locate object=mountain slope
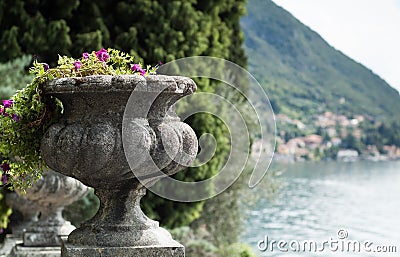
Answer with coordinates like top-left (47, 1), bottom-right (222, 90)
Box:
top-left (241, 0), bottom-right (400, 120)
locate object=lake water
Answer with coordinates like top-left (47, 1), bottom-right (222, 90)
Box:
top-left (242, 161), bottom-right (400, 256)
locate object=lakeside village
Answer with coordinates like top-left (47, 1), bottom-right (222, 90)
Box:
top-left (253, 111), bottom-right (400, 162)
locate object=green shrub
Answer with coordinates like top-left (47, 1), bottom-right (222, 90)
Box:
top-left (0, 55), bottom-right (33, 99)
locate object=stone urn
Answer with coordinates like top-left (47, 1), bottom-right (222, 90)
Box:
top-left (0, 193), bottom-right (38, 256)
top-left (7, 170), bottom-right (89, 257)
top-left (5, 192), bottom-right (39, 238)
top-left (18, 170), bottom-right (89, 247)
top-left (40, 75), bottom-right (198, 256)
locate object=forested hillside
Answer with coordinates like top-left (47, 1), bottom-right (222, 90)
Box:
top-left (241, 0), bottom-right (400, 121)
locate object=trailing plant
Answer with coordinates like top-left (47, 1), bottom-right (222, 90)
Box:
top-left (0, 48), bottom-right (156, 191)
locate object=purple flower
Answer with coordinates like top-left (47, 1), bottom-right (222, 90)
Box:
top-left (158, 61), bottom-right (163, 66)
top-left (131, 64), bottom-right (141, 72)
top-left (131, 64), bottom-right (146, 76)
top-left (2, 100), bottom-right (13, 108)
top-left (43, 63), bottom-right (50, 71)
top-left (2, 100), bottom-right (13, 116)
top-left (74, 61), bottom-right (82, 71)
top-left (12, 114), bottom-right (19, 122)
top-left (1, 162), bottom-right (10, 172)
top-left (1, 174), bottom-right (7, 184)
top-left (95, 48), bottom-right (110, 62)
top-left (82, 52), bottom-right (89, 60)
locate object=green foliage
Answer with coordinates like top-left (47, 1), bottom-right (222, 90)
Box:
top-left (191, 183), bottom-right (242, 247)
top-left (0, 55), bottom-right (32, 233)
top-left (0, 73), bottom-right (58, 190)
top-left (0, 48), bottom-right (154, 191)
top-left (170, 226), bottom-right (217, 257)
top-left (63, 189), bottom-right (100, 227)
top-left (0, 188), bottom-right (12, 231)
top-left (0, 0), bottom-right (246, 66)
top-left (170, 226), bottom-right (256, 257)
top-left (361, 120), bottom-right (400, 150)
top-left (324, 145), bottom-right (340, 160)
top-left (0, 55), bottom-right (33, 100)
top-left (241, 0), bottom-right (400, 121)
top-left (216, 243), bottom-right (256, 257)
top-left (342, 133), bottom-right (363, 153)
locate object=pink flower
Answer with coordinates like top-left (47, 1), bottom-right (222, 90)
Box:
top-left (74, 61), bottom-right (82, 71)
top-left (131, 64), bottom-right (141, 71)
top-left (82, 52), bottom-right (89, 60)
top-left (2, 100), bottom-right (13, 108)
top-left (95, 48), bottom-right (110, 62)
top-left (131, 63), bottom-right (146, 76)
top-left (2, 99), bottom-right (13, 116)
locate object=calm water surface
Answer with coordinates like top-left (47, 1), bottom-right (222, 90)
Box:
top-left (242, 161), bottom-right (400, 256)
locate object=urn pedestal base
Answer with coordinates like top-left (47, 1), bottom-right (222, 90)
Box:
top-left (0, 235), bottom-right (22, 256)
top-left (61, 242), bottom-right (184, 257)
top-left (23, 213), bottom-right (76, 247)
top-left (23, 228), bottom-right (69, 247)
top-left (61, 187), bottom-right (185, 256)
top-left (9, 244), bottom-right (61, 257)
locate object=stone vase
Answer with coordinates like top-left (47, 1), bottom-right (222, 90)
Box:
top-left (8, 170), bottom-right (89, 257)
top-left (19, 170), bottom-right (89, 247)
top-left (0, 193), bottom-right (38, 256)
top-left (40, 75), bottom-right (198, 257)
top-left (5, 192), bottom-right (39, 238)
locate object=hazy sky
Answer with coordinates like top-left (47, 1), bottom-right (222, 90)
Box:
top-left (272, 0), bottom-right (400, 93)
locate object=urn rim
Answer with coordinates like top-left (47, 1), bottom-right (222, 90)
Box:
top-left (43, 74), bottom-right (197, 95)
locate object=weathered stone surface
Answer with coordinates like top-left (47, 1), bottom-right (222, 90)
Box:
top-left (5, 193), bottom-right (39, 237)
top-left (9, 244), bottom-right (61, 257)
top-left (18, 170), bottom-right (89, 247)
top-left (0, 236), bottom-right (22, 257)
top-left (61, 244), bottom-right (184, 257)
top-left (41, 75), bottom-right (198, 256)
top-left (41, 75), bottom-right (197, 189)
